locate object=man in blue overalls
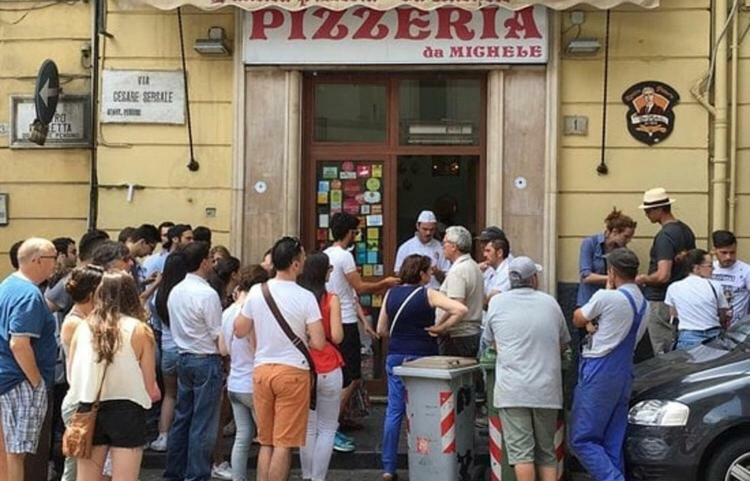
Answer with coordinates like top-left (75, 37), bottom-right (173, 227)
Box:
top-left (569, 247), bottom-right (649, 481)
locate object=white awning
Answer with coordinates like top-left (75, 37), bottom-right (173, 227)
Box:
top-left (118, 0), bottom-right (658, 12)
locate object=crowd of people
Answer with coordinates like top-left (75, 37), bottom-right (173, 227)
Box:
top-left (0, 185), bottom-right (748, 481)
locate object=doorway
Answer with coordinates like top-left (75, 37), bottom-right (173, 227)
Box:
top-left (302, 72), bottom-right (486, 393)
top-left (396, 155), bottom-right (479, 246)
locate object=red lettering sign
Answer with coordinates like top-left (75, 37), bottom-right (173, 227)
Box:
top-left (244, 6), bottom-right (548, 65)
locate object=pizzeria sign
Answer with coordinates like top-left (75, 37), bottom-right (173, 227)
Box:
top-left (243, 6), bottom-right (548, 64)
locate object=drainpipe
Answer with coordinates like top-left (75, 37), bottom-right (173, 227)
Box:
top-left (88, 0), bottom-right (101, 230)
top-left (729, 5), bottom-right (739, 232)
top-left (712, 0), bottom-right (729, 233)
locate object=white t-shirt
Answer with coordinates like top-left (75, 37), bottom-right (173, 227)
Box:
top-left (665, 274), bottom-right (729, 331)
top-left (579, 284), bottom-right (649, 358)
top-left (241, 279), bottom-right (322, 370)
top-left (483, 254), bottom-right (514, 296)
top-left (324, 245), bottom-right (358, 324)
top-left (713, 260), bottom-right (750, 325)
top-left (394, 235), bottom-right (451, 289)
top-left (222, 303), bottom-right (253, 394)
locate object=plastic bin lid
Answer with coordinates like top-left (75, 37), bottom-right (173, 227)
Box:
top-left (393, 356), bottom-right (480, 380)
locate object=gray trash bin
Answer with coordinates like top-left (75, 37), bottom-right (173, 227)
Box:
top-left (394, 356), bottom-right (480, 481)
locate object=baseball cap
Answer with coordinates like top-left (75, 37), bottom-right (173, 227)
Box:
top-left (508, 256), bottom-right (542, 280)
top-left (604, 247), bottom-right (640, 273)
top-left (417, 210), bottom-right (437, 224)
top-left (477, 226), bottom-right (507, 242)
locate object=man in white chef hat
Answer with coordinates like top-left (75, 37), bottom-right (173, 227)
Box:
top-left (394, 210), bottom-right (451, 289)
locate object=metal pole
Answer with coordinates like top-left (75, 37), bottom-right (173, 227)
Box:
top-left (88, 0), bottom-right (100, 230)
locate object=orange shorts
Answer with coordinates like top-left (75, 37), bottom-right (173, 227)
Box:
top-left (252, 364), bottom-right (311, 448)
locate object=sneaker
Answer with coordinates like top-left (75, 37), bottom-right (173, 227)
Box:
top-left (212, 461), bottom-right (232, 480)
top-left (333, 432), bottom-right (356, 453)
top-left (149, 433), bottom-right (168, 452)
top-left (337, 431), bottom-right (354, 443)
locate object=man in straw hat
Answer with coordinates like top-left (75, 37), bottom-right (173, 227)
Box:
top-left (635, 187), bottom-right (696, 354)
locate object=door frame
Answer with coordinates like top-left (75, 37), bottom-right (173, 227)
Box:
top-left (301, 71), bottom-right (488, 271)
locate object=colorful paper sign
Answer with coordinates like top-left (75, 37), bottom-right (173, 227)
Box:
top-left (322, 166), bottom-right (338, 179)
top-left (366, 178), bottom-right (381, 191)
top-left (357, 165), bottom-right (371, 177)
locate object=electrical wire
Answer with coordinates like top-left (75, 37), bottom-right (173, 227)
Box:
top-left (0, 1), bottom-right (77, 12)
top-left (177, 7), bottom-right (199, 172)
top-left (597, 10), bottom-right (611, 176)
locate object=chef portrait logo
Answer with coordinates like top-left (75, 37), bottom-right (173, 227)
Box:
top-left (622, 81), bottom-right (680, 146)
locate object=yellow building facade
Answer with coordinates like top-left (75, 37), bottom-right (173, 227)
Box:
top-left (0, 0), bottom-right (744, 300)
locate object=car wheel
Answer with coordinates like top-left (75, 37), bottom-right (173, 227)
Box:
top-left (706, 437), bottom-right (750, 481)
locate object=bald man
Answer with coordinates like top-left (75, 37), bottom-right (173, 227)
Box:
top-left (0, 238), bottom-right (57, 481)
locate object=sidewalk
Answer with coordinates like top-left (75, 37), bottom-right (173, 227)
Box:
top-left (142, 403), bottom-right (489, 472)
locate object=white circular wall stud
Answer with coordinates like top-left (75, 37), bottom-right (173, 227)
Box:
top-left (514, 176), bottom-right (528, 190)
top-left (254, 181), bottom-right (267, 194)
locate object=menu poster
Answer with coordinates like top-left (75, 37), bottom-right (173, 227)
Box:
top-left (316, 161), bottom-right (385, 292)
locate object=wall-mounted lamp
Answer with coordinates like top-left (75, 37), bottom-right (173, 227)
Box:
top-left (194, 27), bottom-right (231, 56)
top-left (566, 38), bottom-right (601, 55)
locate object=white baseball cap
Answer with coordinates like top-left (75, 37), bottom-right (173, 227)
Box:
top-left (417, 210), bottom-right (437, 224)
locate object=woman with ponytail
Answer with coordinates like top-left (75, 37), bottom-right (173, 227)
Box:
top-left (577, 208), bottom-right (637, 307)
top-left (65, 271), bottom-right (161, 481)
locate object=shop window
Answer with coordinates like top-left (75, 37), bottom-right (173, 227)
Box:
top-left (399, 79), bottom-right (482, 146)
top-left (315, 160), bottom-right (386, 308)
top-left (314, 84), bottom-right (387, 143)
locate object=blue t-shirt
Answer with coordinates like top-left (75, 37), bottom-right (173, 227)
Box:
top-left (0, 274), bottom-right (57, 395)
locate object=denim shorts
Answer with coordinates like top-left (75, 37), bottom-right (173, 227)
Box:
top-left (161, 348), bottom-right (179, 376)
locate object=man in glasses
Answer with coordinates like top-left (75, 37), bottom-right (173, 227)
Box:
top-left (0, 238), bottom-right (58, 481)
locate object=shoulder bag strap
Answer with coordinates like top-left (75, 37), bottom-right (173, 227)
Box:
top-left (706, 279), bottom-right (725, 327)
top-left (92, 361), bottom-right (110, 409)
top-left (260, 283), bottom-right (317, 410)
top-left (390, 286), bottom-right (424, 336)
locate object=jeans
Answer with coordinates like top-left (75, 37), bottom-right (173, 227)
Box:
top-left (300, 368), bottom-right (343, 481)
top-left (164, 354), bottom-right (223, 481)
top-left (675, 327), bottom-right (721, 351)
top-left (382, 354), bottom-right (421, 475)
top-left (228, 391), bottom-right (255, 481)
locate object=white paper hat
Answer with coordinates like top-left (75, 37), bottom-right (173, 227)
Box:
top-left (417, 210), bottom-right (437, 224)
